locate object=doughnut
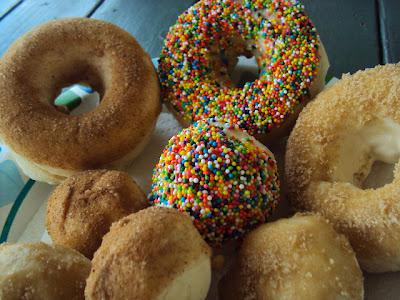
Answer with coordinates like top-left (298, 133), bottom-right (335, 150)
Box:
top-left (158, 0), bottom-right (329, 141)
top-left (85, 207), bottom-right (212, 300)
top-left (46, 170), bottom-right (148, 258)
top-left (219, 214), bottom-right (364, 300)
top-left (149, 121), bottom-right (280, 245)
top-left (0, 242), bottom-right (91, 300)
top-left (285, 64), bottom-right (400, 272)
top-left (0, 18), bottom-right (161, 184)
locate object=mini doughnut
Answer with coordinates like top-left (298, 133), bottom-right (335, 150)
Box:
top-left (85, 207), bottom-right (212, 300)
top-left (219, 214), bottom-right (364, 300)
top-left (0, 242), bottom-right (91, 300)
top-left (46, 170), bottom-right (148, 258)
top-left (149, 121), bottom-right (280, 245)
top-left (285, 64), bottom-right (400, 272)
top-left (159, 0), bottom-right (329, 140)
top-left (0, 18), bottom-right (161, 184)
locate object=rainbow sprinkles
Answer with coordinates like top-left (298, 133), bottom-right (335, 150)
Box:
top-left (159, 0), bottom-right (320, 135)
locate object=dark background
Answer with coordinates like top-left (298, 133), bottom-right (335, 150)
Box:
top-left (0, 0), bottom-right (398, 78)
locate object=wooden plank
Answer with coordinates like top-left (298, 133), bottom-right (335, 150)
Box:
top-left (0, 0), bottom-right (100, 56)
top-left (302, 0), bottom-right (381, 78)
top-left (378, 0), bottom-right (400, 63)
top-left (91, 0), bottom-right (196, 58)
top-left (0, 0), bottom-right (21, 19)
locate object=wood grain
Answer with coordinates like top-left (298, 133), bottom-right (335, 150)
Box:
top-left (91, 0), bottom-right (196, 58)
top-left (0, 0), bottom-right (100, 55)
top-left (0, 0), bottom-right (21, 20)
top-left (378, 0), bottom-right (400, 63)
top-left (303, 0), bottom-right (381, 77)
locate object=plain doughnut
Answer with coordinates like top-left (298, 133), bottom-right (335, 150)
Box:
top-left (0, 18), bottom-right (161, 184)
top-left (85, 207), bottom-right (212, 300)
top-left (219, 214), bottom-right (363, 300)
top-left (285, 64), bottom-right (400, 272)
top-left (0, 242), bottom-right (91, 300)
top-left (46, 170), bottom-right (148, 258)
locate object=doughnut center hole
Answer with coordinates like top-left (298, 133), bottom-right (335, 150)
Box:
top-left (229, 55), bottom-right (259, 88)
top-left (362, 161), bottom-right (395, 189)
top-left (334, 118), bottom-right (400, 189)
top-left (54, 84), bottom-right (100, 116)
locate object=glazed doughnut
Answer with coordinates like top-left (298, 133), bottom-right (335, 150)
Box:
top-left (219, 214), bottom-right (364, 300)
top-left (0, 242), bottom-right (91, 300)
top-left (285, 64), bottom-right (400, 272)
top-left (85, 207), bottom-right (212, 300)
top-left (0, 18), bottom-right (161, 184)
top-left (149, 121), bottom-right (280, 245)
top-left (46, 170), bottom-right (148, 258)
top-left (159, 0), bottom-right (329, 141)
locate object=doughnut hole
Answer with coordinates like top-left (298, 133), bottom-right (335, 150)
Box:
top-left (332, 118), bottom-right (400, 189)
top-left (25, 44), bottom-right (108, 114)
top-left (229, 55), bottom-right (259, 88)
top-left (54, 83), bottom-right (101, 116)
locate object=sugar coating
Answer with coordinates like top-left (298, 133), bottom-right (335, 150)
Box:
top-left (149, 121), bottom-right (280, 245)
top-left (159, 0), bottom-right (320, 135)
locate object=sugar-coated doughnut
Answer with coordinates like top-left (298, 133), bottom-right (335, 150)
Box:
top-left (0, 18), bottom-right (161, 184)
top-left (159, 0), bottom-right (329, 141)
top-left (220, 214), bottom-right (364, 300)
top-left (46, 170), bottom-right (148, 258)
top-left (0, 242), bottom-right (91, 300)
top-left (149, 121), bottom-right (279, 245)
top-left (285, 64), bottom-right (400, 272)
top-left (85, 207), bottom-right (212, 300)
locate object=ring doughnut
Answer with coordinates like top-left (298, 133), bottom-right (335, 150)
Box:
top-left (285, 64), bottom-right (400, 272)
top-left (0, 242), bottom-right (91, 300)
top-left (85, 207), bottom-right (212, 300)
top-left (149, 121), bottom-right (280, 245)
top-left (219, 214), bottom-right (363, 300)
top-left (0, 18), bottom-right (161, 184)
top-left (46, 170), bottom-right (148, 258)
top-left (159, 0), bottom-right (329, 141)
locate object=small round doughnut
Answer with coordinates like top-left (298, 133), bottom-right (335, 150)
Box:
top-left (149, 121), bottom-right (280, 245)
top-left (85, 207), bottom-right (212, 300)
top-left (219, 214), bottom-right (364, 300)
top-left (159, 0), bottom-right (329, 140)
top-left (46, 169), bottom-right (148, 258)
top-left (0, 18), bottom-right (161, 184)
top-left (285, 64), bottom-right (400, 272)
top-left (0, 242), bottom-right (91, 300)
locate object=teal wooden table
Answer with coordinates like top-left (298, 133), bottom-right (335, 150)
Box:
top-left (0, 0), bottom-right (398, 77)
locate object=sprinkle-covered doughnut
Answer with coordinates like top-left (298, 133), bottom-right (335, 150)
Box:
top-left (159, 0), bottom-right (328, 136)
top-left (149, 121), bottom-right (280, 245)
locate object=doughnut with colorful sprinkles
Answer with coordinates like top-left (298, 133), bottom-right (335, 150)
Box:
top-left (149, 121), bottom-right (280, 245)
top-left (159, 0), bottom-right (329, 139)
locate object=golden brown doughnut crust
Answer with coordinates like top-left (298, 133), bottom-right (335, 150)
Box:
top-left (0, 18), bottom-right (160, 170)
top-left (219, 214), bottom-right (363, 300)
top-left (46, 170), bottom-right (148, 258)
top-left (285, 64), bottom-right (400, 272)
top-left (85, 207), bottom-right (211, 299)
top-left (0, 242), bottom-right (91, 300)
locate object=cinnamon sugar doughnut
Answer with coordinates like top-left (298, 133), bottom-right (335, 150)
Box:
top-left (0, 242), bottom-right (91, 300)
top-left (46, 170), bottom-right (148, 258)
top-left (220, 214), bottom-right (363, 300)
top-left (85, 207), bottom-right (212, 300)
top-left (0, 18), bottom-right (161, 184)
top-left (286, 64), bottom-right (400, 272)
top-left (159, 0), bottom-right (329, 142)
